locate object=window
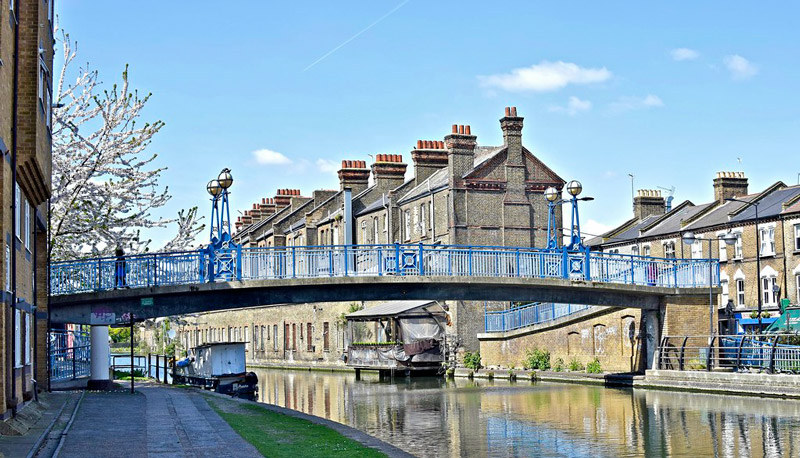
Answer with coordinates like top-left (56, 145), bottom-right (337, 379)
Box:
top-left (14, 309), bottom-right (21, 367)
top-left (796, 275), bottom-right (800, 303)
top-left (737, 279), bottom-right (745, 306)
top-left (361, 220), bottom-right (367, 243)
top-left (631, 245), bottom-right (639, 256)
top-left (383, 214), bottom-right (388, 233)
top-left (323, 322), bottom-right (330, 351)
top-left (762, 276), bottom-right (778, 305)
top-left (642, 245), bottom-right (650, 257)
top-left (759, 226), bottom-right (776, 256)
top-left (721, 280), bottom-right (729, 306)
top-left (292, 323), bottom-right (296, 350)
top-left (718, 239), bottom-right (727, 262)
top-left (5, 244), bottom-right (10, 292)
top-left (663, 242), bottom-right (675, 259)
top-left (403, 210), bottom-right (410, 241)
top-left (373, 217), bottom-right (379, 243)
top-left (794, 224), bottom-right (800, 251)
top-left (15, 182), bottom-right (21, 239)
top-left (24, 313), bottom-right (30, 365)
top-left (429, 201), bottom-right (434, 233)
top-left (25, 199), bottom-right (31, 251)
top-left (734, 233), bottom-right (743, 259)
top-left (420, 204), bottom-right (427, 237)
top-left (307, 323), bottom-right (313, 351)
top-left (273, 324), bottom-right (278, 351)
top-left (691, 239), bottom-right (703, 259)
top-left (47, 0), bottom-right (53, 24)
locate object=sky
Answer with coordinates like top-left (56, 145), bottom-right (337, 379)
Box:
top-left (56, 1), bottom-right (800, 247)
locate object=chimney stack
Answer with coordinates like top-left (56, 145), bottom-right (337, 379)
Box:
top-left (713, 171), bottom-right (748, 203)
top-left (371, 154), bottom-right (407, 192)
top-left (274, 188), bottom-right (301, 207)
top-left (633, 189), bottom-right (666, 220)
top-left (500, 106), bottom-right (524, 165)
top-left (411, 139), bottom-right (448, 186)
top-left (337, 160), bottom-right (370, 195)
top-left (445, 124), bottom-right (477, 187)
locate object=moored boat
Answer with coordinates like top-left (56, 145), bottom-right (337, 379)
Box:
top-left (172, 342), bottom-right (258, 399)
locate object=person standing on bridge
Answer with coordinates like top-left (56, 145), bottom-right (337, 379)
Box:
top-left (115, 247), bottom-right (128, 289)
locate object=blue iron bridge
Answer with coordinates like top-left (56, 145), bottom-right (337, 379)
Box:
top-left (48, 244), bottom-right (719, 325)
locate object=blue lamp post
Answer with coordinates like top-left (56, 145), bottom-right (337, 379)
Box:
top-left (544, 180), bottom-right (594, 251)
top-left (206, 168), bottom-right (238, 281)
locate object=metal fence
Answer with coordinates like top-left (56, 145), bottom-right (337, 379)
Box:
top-left (111, 353), bottom-right (172, 384)
top-left (49, 329), bottom-right (91, 382)
top-left (484, 302), bottom-right (593, 332)
top-left (50, 244), bottom-right (719, 296)
top-left (658, 335), bottom-right (800, 373)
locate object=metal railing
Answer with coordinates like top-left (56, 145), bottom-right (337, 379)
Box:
top-left (50, 244), bottom-right (719, 296)
top-left (658, 335), bottom-right (800, 373)
top-left (49, 329), bottom-right (91, 381)
top-left (485, 302), bottom-right (593, 332)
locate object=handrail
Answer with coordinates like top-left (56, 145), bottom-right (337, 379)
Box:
top-left (659, 334), bottom-right (800, 374)
top-left (50, 243), bottom-right (720, 296)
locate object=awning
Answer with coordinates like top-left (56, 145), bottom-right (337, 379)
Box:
top-left (765, 308), bottom-right (800, 333)
top-left (346, 300), bottom-right (445, 321)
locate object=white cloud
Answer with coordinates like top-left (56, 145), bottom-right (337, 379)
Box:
top-left (549, 96), bottom-right (592, 116)
top-left (724, 54), bottom-right (758, 80)
top-left (253, 148), bottom-right (291, 165)
top-left (478, 61), bottom-right (612, 92)
top-left (609, 94), bottom-right (664, 113)
top-left (315, 158), bottom-right (339, 173)
top-left (671, 48), bottom-right (699, 61)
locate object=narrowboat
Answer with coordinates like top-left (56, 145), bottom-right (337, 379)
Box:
top-left (173, 342), bottom-right (258, 399)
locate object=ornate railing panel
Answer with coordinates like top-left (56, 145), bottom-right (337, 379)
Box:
top-left (49, 329), bottom-right (90, 381)
top-left (50, 245), bottom-right (719, 296)
top-left (485, 302), bottom-right (593, 332)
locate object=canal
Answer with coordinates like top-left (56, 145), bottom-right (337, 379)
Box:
top-left (251, 368), bottom-right (800, 457)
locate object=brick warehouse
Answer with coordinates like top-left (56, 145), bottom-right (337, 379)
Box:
top-left (169, 107), bottom-right (567, 367)
top-left (0, 0), bottom-right (54, 421)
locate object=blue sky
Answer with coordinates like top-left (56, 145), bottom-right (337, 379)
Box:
top-left (57, 1), bottom-right (800, 246)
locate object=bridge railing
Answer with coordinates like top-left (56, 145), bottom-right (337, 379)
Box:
top-left (658, 334), bottom-right (800, 373)
top-left (485, 302), bottom-right (593, 332)
top-left (50, 244), bottom-right (719, 296)
top-left (49, 329), bottom-right (90, 381)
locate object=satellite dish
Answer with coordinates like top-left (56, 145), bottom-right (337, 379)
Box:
top-left (167, 329), bottom-right (176, 339)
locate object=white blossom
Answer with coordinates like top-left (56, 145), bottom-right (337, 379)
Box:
top-left (50, 29), bottom-right (203, 260)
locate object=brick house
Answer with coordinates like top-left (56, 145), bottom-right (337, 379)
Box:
top-left (0, 0), bottom-right (54, 420)
top-left (174, 107), bottom-right (565, 366)
top-left (588, 172), bottom-right (800, 333)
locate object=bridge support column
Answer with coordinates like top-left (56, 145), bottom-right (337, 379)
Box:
top-left (88, 325), bottom-right (112, 390)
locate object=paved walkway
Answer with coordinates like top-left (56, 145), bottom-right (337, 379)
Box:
top-left (58, 383), bottom-right (262, 458)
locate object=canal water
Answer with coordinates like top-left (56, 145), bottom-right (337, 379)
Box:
top-left (251, 368), bottom-right (800, 458)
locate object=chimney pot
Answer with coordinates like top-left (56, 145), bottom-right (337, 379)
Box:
top-left (511, 107), bottom-right (517, 116)
top-left (417, 140), bottom-right (423, 149)
top-left (459, 125), bottom-right (465, 134)
top-left (452, 124), bottom-right (458, 134)
top-left (505, 107), bottom-right (511, 116)
top-left (465, 125), bottom-right (471, 135)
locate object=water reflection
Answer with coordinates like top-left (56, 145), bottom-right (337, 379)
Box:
top-left (251, 368), bottom-right (800, 458)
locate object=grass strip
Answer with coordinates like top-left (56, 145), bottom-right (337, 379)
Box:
top-left (206, 396), bottom-right (387, 458)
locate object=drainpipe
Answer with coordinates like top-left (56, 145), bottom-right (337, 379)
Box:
top-left (428, 182), bottom-right (435, 241)
top-left (382, 193), bottom-right (392, 244)
top-left (46, 200), bottom-right (51, 392)
top-left (10, 0), bottom-right (21, 415)
top-left (32, 220), bottom-right (37, 401)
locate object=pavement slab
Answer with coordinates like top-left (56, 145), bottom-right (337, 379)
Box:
top-left (57, 383), bottom-right (262, 458)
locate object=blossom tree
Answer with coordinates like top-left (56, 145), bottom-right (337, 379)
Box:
top-left (50, 30), bottom-right (203, 261)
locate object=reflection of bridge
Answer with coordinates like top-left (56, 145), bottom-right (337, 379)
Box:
top-left (49, 244), bottom-right (719, 324)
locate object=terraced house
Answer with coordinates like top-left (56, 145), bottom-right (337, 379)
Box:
top-left (175, 107), bottom-right (565, 366)
top-left (588, 172), bottom-right (800, 334)
top-left (0, 0), bottom-right (54, 421)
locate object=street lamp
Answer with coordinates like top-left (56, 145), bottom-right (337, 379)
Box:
top-left (725, 197), bottom-right (763, 333)
top-left (544, 183), bottom-right (594, 250)
top-left (206, 179), bottom-right (222, 197)
top-left (682, 231), bottom-right (737, 336)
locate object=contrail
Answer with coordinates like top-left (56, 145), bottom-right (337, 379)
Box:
top-left (303, 0), bottom-right (411, 72)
